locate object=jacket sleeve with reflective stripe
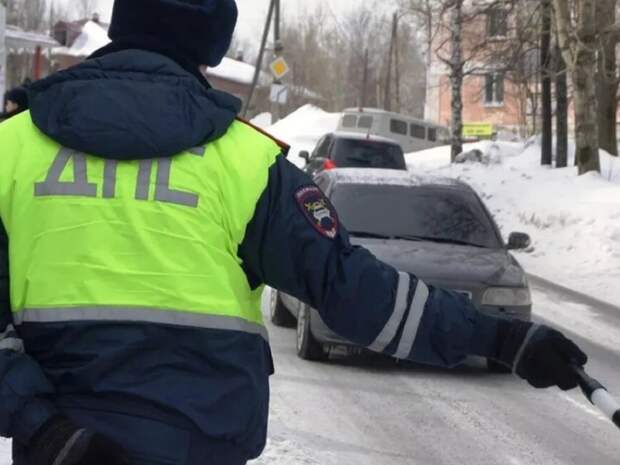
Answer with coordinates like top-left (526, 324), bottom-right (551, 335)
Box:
top-left (239, 155), bottom-right (501, 366)
top-left (0, 220), bottom-right (58, 442)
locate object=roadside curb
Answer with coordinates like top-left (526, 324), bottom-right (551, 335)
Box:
top-left (528, 273), bottom-right (620, 316)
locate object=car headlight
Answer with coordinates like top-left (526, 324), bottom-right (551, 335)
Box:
top-left (481, 287), bottom-right (532, 306)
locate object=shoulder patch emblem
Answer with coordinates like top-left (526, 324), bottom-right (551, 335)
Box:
top-left (295, 186), bottom-right (339, 239)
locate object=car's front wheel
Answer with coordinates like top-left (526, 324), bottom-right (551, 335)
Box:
top-left (269, 289), bottom-right (296, 328)
top-left (296, 305), bottom-right (327, 361)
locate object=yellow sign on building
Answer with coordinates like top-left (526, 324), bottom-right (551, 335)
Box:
top-left (270, 57), bottom-right (290, 80)
top-left (462, 123), bottom-right (494, 138)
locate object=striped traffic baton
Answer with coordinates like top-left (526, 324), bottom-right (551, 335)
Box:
top-left (573, 365), bottom-right (620, 430)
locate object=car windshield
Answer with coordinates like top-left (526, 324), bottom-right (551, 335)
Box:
top-left (332, 138), bottom-right (406, 170)
top-left (331, 184), bottom-right (502, 249)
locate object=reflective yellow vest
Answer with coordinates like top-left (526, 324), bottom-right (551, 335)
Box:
top-left (0, 112), bottom-right (281, 339)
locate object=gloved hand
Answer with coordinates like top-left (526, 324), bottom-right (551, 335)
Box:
top-left (27, 416), bottom-right (130, 465)
top-left (495, 320), bottom-right (587, 390)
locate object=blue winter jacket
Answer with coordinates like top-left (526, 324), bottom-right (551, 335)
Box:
top-left (0, 48), bottom-right (501, 461)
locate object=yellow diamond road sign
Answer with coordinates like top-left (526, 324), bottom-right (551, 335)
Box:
top-left (270, 57), bottom-right (290, 80)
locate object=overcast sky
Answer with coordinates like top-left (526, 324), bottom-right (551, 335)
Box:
top-left (85, 0), bottom-right (368, 48)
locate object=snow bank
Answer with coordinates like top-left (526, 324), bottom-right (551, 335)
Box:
top-left (207, 57), bottom-right (268, 86)
top-left (406, 141), bottom-right (620, 306)
top-left (268, 105), bottom-right (342, 167)
top-left (251, 112), bottom-right (273, 129)
top-left (54, 21), bottom-right (110, 57)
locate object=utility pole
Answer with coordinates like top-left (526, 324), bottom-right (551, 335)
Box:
top-left (243, 0), bottom-right (276, 117)
top-left (384, 12), bottom-right (398, 112)
top-left (273, 0), bottom-right (280, 48)
top-left (394, 16), bottom-right (401, 113)
top-left (540, 0), bottom-right (553, 166)
top-left (272, 0), bottom-right (284, 121)
top-left (360, 48), bottom-right (368, 108)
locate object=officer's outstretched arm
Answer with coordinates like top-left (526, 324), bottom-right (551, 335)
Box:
top-left (240, 156), bottom-right (587, 390)
top-left (0, 221), bottom-right (58, 442)
top-left (239, 156), bottom-right (503, 366)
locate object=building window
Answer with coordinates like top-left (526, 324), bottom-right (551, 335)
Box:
top-left (358, 116), bottom-right (374, 129)
top-left (341, 115), bottom-right (357, 128)
top-left (390, 119), bottom-right (407, 135)
top-left (487, 8), bottom-right (508, 38)
top-left (484, 73), bottom-right (504, 105)
top-left (428, 128), bottom-right (437, 142)
top-left (410, 124), bottom-right (426, 139)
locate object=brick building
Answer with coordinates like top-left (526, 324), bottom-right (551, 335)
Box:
top-left (426, 3), bottom-right (530, 137)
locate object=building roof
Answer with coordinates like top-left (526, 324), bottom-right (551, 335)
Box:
top-left (53, 20), bottom-right (110, 57)
top-left (207, 57), bottom-right (270, 86)
top-left (5, 25), bottom-right (59, 49)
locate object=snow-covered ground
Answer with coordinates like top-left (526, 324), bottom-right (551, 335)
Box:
top-left (260, 105), bottom-right (620, 308)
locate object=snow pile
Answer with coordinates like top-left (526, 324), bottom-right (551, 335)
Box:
top-left (268, 105), bottom-right (342, 167)
top-left (406, 141), bottom-right (620, 305)
top-left (54, 21), bottom-right (111, 57)
top-left (207, 57), bottom-right (267, 85)
top-left (251, 112), bottom-right (273, 129)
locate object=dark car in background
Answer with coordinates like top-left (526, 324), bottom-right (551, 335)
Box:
top-left (299, 132), bottom-right (407, 176)
top-left (270, 169), bottom-right (533, 371)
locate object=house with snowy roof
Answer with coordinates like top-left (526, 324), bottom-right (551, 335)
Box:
top-left (50, 15), bottom-right (265, 106)
top-left (51, 14), bottom-right (110, 70)
top-left (48, 16), bottom-right (322, 117)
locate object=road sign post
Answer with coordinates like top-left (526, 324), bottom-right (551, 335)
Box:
top-left (269, 57), bottom-right (290, 81)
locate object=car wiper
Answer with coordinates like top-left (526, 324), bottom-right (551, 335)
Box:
top-left (348, 231), bottom-right (393, 239)
top-left (393, 234), bottom-right (486, 248)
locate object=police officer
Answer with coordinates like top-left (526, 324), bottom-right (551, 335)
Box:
top-left (0, 1), bottom-right (587, 464)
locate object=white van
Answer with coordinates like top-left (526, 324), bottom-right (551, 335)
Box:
top-left (336, 108), bottom-right (449, 153)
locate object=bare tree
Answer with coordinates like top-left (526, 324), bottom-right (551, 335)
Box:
top-left (264, 2), bottom-right (425, 118)
top-left (5, 0), bottom-right (48, 88)
top-left (553, 0), bottom-right (601, 174)
top-left (555, 45), bottom-right (569, 168)
top-left (400, 0), bottom-right (441, 118)
top-left (447, 0), bottom-right (464, 160)
top-left (595, 0), bottom-right (618, 156)
top-left (540, 0), bottom-right (552, 165)
top-left (431, 1), bottom-right (522, 159)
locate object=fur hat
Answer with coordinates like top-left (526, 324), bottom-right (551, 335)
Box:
top-left (108, 0), bottom-right (238, 67)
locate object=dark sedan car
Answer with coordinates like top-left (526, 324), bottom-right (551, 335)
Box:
top-left (299, 132), bottom-right (407, 177)
top-left (270, 168), bottom-right (533, 371)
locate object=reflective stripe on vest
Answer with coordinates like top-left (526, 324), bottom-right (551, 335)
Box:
top-left (13, 307), bottom-right (269, 341)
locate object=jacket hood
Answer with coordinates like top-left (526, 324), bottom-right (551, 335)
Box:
top-left (28, 49), bottom-right (242, 160)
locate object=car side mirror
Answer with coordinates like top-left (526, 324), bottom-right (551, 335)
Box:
top-left (507, 232), bottom-right (531, 250)
top-left (299, 151), bottom-right (310, 164)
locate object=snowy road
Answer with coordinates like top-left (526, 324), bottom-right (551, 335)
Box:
top-left (0, 281), bottom-right (617, 464)
top-left (258, 281), bottom-right (620, 465)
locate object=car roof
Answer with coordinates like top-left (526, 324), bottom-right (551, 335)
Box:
top-left (341, 109), bottom-right (449, 129)
top-left (329, 131), bottom-right (400, 145)
top-left (319, 168), bottom-right (471, 191)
